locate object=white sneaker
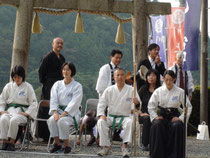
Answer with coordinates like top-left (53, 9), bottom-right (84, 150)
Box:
top-left (97, 147), bottom-right (111, 156)
top-left (121, 147), bottom-right (130, 158)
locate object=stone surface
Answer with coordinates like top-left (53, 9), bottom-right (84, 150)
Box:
top-left (0, 137), bottom-right (209, 158)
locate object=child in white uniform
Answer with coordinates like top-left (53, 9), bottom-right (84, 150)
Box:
top-left (0, 65), bottom-right (38, 151)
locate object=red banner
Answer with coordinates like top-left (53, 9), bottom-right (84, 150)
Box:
top-left (167, 7), bottom-right (185, 68)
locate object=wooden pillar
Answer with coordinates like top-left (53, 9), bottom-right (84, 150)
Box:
top-left (200, 0), bottom-right (208, 124)
top-left (132, 0), bottom-right (148, 67)
top-left (11, 0), bottom-right (33, 75)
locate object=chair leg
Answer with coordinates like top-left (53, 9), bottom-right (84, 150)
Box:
top-left (19, 122), bottom-right (29, 151)
top-left (47, 137), bottom-right (54, 152)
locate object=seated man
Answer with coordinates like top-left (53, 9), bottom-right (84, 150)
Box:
top-left (97, 68), bottom-right (139, 158)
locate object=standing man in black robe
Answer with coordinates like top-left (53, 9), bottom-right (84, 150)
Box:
top-left (37, 37), bottom-right (65, 142)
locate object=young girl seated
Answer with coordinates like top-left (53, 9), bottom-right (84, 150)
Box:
top-left (0, 65), bottom-right (38, 151)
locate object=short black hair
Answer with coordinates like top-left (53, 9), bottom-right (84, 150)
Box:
top-left (62, 62), bottom-right (76, 77)
top-left (145, 69), bottom-right (161, 89)
top-left (86, 117), bottom-right (97, 132)
top-left (163, 70), bottom-right (176, 79)
top-left (11, 65), bottom-right (25, 82)
top-left (110, 49), bottom-right (123, 58)
top-left (148, 43), bottom-right (160, 52)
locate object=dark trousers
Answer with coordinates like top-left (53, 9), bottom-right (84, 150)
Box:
top-left (37, 107), bottom-right (50, 141)
top-left (138, 115), bottom-right (151, 146)
top-left (150, 119), bottom-right (184, 158)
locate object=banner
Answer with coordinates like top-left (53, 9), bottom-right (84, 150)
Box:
top-left (150, 16), bottom-right (167, 64)
top-left (167, 7), bottom-right (185, 68)
top-left (182, 0), bottom-right (201, 71)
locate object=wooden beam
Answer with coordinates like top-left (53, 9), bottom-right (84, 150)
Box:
top-left (147, 2), bottom-right (171, 15)
top-left (0, 0), bottom-right (171, 15)
top-left (33, 0), bottom-right (134, 13)
top-left (0, 0), bottom-right (19, 6)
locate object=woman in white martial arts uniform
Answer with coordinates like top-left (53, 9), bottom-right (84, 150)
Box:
top-left (0, 65), bottom-right (38, 151)
top-left (148, 70), bottom-right (192, 158)
top-left (47, 62), bottom-right (83, 154)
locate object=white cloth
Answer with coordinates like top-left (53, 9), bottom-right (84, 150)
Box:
top-left (148, 84), bottom-right (192, 122)
top-left (0, 114), bottom-right (27, 139)
top-left (148, 56), bottom-right (156, 69)
top-left (48, 79), bottom-right (83, 139)
top-left (97, 117), bottom-right (133, 146)
top-left (97, 84), bottom-right (140, 146)
top-left (97, 84), bottom-right (140, 117)
top-left (49, 79), bottom-right (83, 117)
top-left (0, 82), bottom-right (38, 118)
top-left (95, 61), bottom-right (117, 96)
top-left (0, 81), bottom-right (38, 139)
top-left (47, 114), bottom-right (80, 139)
top-left (169, 64), bottom-right (194, 98)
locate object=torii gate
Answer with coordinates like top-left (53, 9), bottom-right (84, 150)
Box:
top-left (0, 0), bottom-right (170, 154)
top-left (0, 0), bottom-right (171, 73)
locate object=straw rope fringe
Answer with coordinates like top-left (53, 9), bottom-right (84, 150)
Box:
top-left (33, 8), bottom-right (131, 24)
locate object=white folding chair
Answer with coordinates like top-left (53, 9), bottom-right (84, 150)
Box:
top-left (32, 100), bottom-right (50, 142)
top-left (84, 98), bottom-right (99, 115)
top-left (83, 98), bottom-right (99, 141)
top-left (18, 118), bottom-right (32, 151)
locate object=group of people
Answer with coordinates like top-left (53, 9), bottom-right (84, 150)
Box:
top-left (0, 37), bottom-right (194, 158)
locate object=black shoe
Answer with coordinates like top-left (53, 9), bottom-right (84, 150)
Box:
top-left (87, 137), bottom-right (96, 146)
top-left (50, 144), bottom-right (62, 153)
top-left (1, 142), bottom-right (9, 150)
top-left (64, 146), bottom-right (71, 154)
top-left (6, 143), bottom-right (15, 151)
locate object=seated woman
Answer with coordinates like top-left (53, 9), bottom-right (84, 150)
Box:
top-left (76, 109), bottom-right (98, 146)
top-left (137, 69), bottom-right (161, 151)
top-left (148, 70), bottom-right (192, 158)
top-left (47, 62), bottom-right (83, 154)
top-left (0, 65), bottom-right (38, 151)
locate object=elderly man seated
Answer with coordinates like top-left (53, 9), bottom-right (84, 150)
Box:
top-left (97, 68), bottom-right (140, 158)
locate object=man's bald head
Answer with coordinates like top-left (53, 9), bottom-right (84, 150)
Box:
top-left (52, 37), bottom-right (64, 53)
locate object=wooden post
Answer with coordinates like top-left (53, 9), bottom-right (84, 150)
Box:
top-left (10, 0), bottom-right (33, 76)
top-left (132, 0), bottom-right (148, 67)
top-left (200, 0), bottom-right (208, 124)
top-left (131, 0), bottom-right (148, 156)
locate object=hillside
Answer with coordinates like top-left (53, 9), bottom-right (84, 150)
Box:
top-left (0, 5), bottom-right (209, 105)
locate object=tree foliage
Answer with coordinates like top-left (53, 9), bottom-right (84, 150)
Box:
top-left (0, 5), bottom-right (209, 107)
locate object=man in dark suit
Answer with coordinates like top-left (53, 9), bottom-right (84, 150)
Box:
top-left (136, 43), bottom-right (166, 91)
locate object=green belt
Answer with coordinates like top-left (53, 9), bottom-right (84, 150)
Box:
top-left (109, 114), bottom-right (124, 132)
top-left (5, 103), bottom-right (28, 112)
top-left (59, 105), bottom-right (78, 130)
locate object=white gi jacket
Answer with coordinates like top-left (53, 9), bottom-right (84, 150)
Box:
top-left (0, 82), bottom-right (38, 119)
top-left (95, 62), bottom-right (117, 96)
top-left (169, 64), bottom-right (194, 97)
top-left (97, 84), bottom-right (140, 117)
top-left (148, 84), bottom-right (192, 122)
top-left (49, 79), bottom-right (83, 117)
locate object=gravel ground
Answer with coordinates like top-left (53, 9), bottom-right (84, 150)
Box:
top-left (0, 136), bottom-right (208, 158)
